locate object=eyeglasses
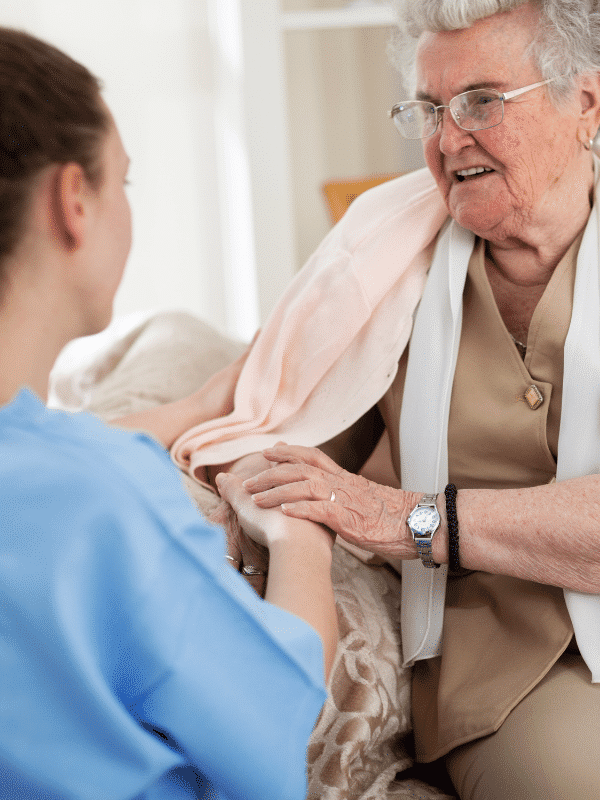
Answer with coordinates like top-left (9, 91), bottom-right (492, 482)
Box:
top-left (390, 77), bottom-right (561, 139)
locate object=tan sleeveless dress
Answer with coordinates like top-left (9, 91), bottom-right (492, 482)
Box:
top-left (378, 235), bottom-right (581, 761)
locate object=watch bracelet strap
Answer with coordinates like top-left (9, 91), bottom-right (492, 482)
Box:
top-left (415, 540), bottom-right (439, 567)
top-left (413, 492), bottom-right (440, 569)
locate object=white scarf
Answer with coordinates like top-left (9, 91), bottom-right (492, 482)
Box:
top-left (400, 162), bottom-right (600, 683)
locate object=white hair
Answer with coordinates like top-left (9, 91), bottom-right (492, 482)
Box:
top-left (389, 0), bottom-right (600, 106)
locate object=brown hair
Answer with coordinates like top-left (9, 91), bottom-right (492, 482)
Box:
top-left (0, 27), bottom-right (109, 280)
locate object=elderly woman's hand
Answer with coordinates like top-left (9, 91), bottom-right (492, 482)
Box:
top-left (207, 492), bottom-right (269, 596)
top-left (243, 443), bottom-right (422, 560)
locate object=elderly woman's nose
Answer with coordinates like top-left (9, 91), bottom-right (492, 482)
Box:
top-left (437, 109), bottom-right (475, 155)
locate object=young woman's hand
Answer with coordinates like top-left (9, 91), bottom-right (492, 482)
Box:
top-left (215, 471), bottom-right (294, 549)
top-left (113, 331), bottom-right (260, 450)
top-left (217, 469), bottom-right (335, 561)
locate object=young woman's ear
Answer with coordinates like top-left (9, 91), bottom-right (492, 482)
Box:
top-left (53, 162), bottom-right (90, 251)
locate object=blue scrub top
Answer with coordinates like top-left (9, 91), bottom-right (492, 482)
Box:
top-left (0, 390), bottom-right (326, 800)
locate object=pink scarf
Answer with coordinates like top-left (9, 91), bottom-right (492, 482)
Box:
top-left (170, 167), bottom-right (447, 480)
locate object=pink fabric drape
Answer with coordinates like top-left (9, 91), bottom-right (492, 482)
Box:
top-left (170, 167), bottom-right (447, 481)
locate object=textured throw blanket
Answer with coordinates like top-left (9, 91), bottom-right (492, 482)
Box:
top-left (50, 310), bottom-right (456, 800)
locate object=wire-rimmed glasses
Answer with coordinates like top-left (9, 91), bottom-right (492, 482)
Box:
top-left (390, 77), bottom-right (561, 139)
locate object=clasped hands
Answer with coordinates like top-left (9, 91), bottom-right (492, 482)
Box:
top-left (242, 443), bottom-right (423, 561)
top-left (214, 447), bottom-right (339, 595)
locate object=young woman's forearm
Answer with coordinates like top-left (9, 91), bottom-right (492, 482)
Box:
top-left (266, 523), bottom-right (338, 681)
top-left (112, 390), bottom-right (214, 449)
top-left (113, 341), bottom-right (254, 449)
top-left (215, 470), bottom-right (338, 681)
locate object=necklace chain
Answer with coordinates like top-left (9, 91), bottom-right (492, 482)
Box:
top-left (509, 332), bottom-right (527, 359)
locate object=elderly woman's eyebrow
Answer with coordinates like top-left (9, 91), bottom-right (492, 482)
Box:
top-left (415, 81), bottom-right (507, 101)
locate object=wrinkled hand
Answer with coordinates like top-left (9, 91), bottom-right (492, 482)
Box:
top-left (207, 491), bottom-right (269, 597)
top-left (242, 444), bottom-right (421, 560)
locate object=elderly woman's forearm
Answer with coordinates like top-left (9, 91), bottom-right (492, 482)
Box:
top-left (451, 476), bottom-right (600, 594)
top-left (249, 444), bottom-right (600, 594)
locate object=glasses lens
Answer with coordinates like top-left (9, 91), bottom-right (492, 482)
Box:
top-left (391, 102), bottom-right (438, 139)
top-left (451, 89), bottom-right (504, 131)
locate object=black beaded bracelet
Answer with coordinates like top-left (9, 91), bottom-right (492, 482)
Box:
top-left (444, 483), bottom-right (460, 573)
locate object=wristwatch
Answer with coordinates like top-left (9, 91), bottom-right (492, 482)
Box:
top-left (407, 493), bottom-right (441, 568)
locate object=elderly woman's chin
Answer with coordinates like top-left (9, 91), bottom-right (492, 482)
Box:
top-left (444, 179), bottom-right (516, 241)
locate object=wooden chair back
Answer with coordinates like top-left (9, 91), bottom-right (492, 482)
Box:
top-left (321, 173), bottom-right (404, 225)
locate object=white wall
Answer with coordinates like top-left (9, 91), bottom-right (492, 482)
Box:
top-left (0, 0), bottom-right (424, 345)
top-left (284, 22), bottom-right (425, 268)
top-left (0, 0), bottom-right (260, 341)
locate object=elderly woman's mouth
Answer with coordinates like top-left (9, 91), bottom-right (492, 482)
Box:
top-left (455, 166), bottom-right (495, 182)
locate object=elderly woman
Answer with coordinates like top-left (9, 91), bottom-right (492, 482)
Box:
top-left (0, 27), bottom-right (338, 800)
top-left (174, 1), bottom-right (600, 798)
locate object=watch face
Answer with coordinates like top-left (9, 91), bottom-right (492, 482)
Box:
top-left (408, 507), bottom-right (440, 536)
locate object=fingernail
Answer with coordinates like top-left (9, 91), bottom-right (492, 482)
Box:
top-left (215, 473), bottom-right (224, 485)
top-left (242, 478), bottom-right (255, 487)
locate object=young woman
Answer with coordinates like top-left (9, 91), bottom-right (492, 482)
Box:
top-left (0, 27), bottom-right (337, 800)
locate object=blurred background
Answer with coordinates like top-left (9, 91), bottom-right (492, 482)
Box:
top-left (0, 0), bottom-right (424, 342)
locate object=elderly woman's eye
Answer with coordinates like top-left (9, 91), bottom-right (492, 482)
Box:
top-left (474, 93), bottom-right (497, 106)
